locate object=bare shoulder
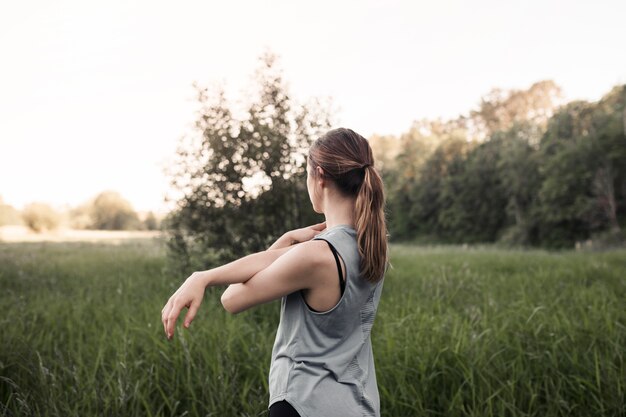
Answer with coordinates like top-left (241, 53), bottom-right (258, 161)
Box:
top-left (296, 239), bottom-right (343, 282)
top-left (286, 239), bottom-right (336, 279)
top-left (288, 239), bottom-right (331, 265)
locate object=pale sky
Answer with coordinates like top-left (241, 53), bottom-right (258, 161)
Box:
top-left (1, 0), bottom-right (625, 216)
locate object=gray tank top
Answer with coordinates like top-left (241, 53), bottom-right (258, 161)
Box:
top-left (268, 224), bottom-right (386, 417)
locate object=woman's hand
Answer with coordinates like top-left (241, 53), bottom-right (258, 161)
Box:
top-left (287, 221), bottom-right (326, 244)
top-left (161, 271), bottom-right (207, 340)
top-left (267, 221), bottom-right (327, 251)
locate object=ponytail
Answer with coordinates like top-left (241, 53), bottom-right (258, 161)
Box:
top-left (355, 165), bottom-right (389, 283)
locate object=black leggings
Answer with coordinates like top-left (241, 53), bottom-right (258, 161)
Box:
top-left (269, 400), bottom-right (301, 417)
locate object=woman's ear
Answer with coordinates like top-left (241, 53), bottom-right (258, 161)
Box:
top-left (316, 166), bottom-right (325, 182)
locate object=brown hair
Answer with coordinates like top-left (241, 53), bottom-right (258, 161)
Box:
top-left (307, 127), bottom-right (391, 284)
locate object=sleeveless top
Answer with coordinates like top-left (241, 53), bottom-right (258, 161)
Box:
top-left (268, 224), bottom-right (386, 417)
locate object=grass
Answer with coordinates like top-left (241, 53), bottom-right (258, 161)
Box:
top-left (0, 238), bottom-right (624, 416)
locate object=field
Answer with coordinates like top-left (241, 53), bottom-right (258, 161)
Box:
top-left (0, 238), bottom-right (624, 416)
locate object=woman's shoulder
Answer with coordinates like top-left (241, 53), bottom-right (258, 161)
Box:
top-left (311, 225), bottom-right (357, 240)
top-left (297, 239), bottom-right (341, 266)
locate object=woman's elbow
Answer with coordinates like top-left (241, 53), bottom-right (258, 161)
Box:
top-left (221, 290), bottom-right (243, 314)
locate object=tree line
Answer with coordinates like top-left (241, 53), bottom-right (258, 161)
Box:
top-left (373, 81), bottom-right (625, 249)
top-left (0, 191), bottom-right (160, 232)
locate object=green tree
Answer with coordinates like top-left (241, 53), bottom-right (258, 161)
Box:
top-left (411, 135), bottom-right (470, 240)
top-left (163, 51), bottom-right (333, 275)
top-left (437, 136), bottom-right (509, 242)
top-left (586, 85), bottom-right (626, 234)
top-left (534, 85), bottom-right (626, 248)
top-left (534, 101), bottom-right (597, 247)
top-left (386, 121), bottom-right (437, 239)
top-left (494, 122), bottom-right (543, 246)
top-left (385, 119), bottom-right (467, 240)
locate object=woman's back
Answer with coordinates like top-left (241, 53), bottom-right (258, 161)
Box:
top-left (268, 224), bottom-right (386, 417)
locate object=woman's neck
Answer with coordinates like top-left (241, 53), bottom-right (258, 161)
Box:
top-left (321, 190), bottom-right (357, 230)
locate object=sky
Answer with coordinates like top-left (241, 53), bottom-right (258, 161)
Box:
top-left (1, 0), bottom-right (625, 216)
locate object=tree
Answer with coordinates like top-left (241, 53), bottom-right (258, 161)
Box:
top-left (494, 122), bottom-right (543, 246)
top-left (385, 119), bottom-right (467, 240)
top-left (0, 196), bottom-right (23, 227)
top-left (471, 80), bottom-right (563, 142)
top-left (533, 101), bottom-right (598, 247)
top-left (21, 202), bottom-right (61, 232)
top-left (89, 191), bottom-right (142, 230)
top-left (369, 132), bottom-right (401, 174)
top-left (163, 50), bottom-right (334, 275)
top-left (143, 211), bottom-right (159, 230)
top-left (437, 136), bottom-right (509, 243)
top-left (411, 135), bottom-right (470, 239)
top-left (586, 85), bottom-right (626, 233)
top-left (534, 85), bottom-right (626, 247)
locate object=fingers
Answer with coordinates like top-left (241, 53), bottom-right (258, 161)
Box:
top-left (161, 306), bottom-right (168, 335)
top-left (161, 299), bottom-right (173, 337)
top-left (161, 295), bottom-right (180, 340)
top-left (312, 221), bottom-right (326, 231)
top-left (161, 277), bottom-right (205, 339)
top-left (165, 301), bottom-right (182, 340)
top-left (184, 300), bottom-right (199, 328)
top-left (162, 298), bottom-right (200, 339)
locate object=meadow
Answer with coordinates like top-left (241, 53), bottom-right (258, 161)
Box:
top-left (0, 238), bottom-right (624, 417)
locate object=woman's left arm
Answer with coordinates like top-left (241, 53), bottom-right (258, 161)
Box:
top-left (199, 244), bottom-right (302, 286)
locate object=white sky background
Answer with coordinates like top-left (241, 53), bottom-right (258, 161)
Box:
top-left (1, 0), bottom-right (625, 216)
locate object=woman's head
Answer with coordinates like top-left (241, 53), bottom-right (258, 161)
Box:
top-left (306, 127), bottom-right (390, 284)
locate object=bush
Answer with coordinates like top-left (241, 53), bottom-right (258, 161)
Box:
top-left (89, 191), bottom-right (142, 230)
top-left (21, 202), bottom-right (61, 232)
top-left (0, 201), bottom-right (23, 227)
top-left (497, 223), bottom-right (531, 248)
top-left (576, 228), bottom-right (626, 251)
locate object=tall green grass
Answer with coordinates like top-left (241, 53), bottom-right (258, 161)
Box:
top-left (0, 239), bottom-right (624, 416)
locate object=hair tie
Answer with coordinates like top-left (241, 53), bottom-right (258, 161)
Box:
top-left (362, 163), bottom-right (371, 169)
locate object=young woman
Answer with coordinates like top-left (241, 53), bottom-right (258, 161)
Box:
top-left (161, 127), bottom-right (390, 417)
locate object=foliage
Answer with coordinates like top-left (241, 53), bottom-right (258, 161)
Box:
top-left (470, 80), bottom-right (563, 139)
top-left (533, 86), bottom-right (626, 248)
top-left (381, 82), bottom-right (626, 249)
top-left (0, 195), bottom-right (23, 227)
top-left (89, 190), bottom-right (143, 231)
top-left (143, 211), bottom-right (160, 231)
top-left (438, 136), bottom-right (508, 242)
top-left (163, 51), bottom-right (333, 276)
top-left (385, 121), bottom-right (469, 241)
top-left (20, 202), bottom-right (61, 232)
